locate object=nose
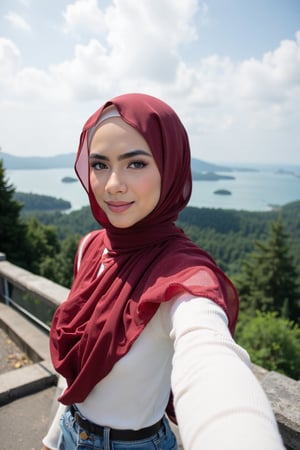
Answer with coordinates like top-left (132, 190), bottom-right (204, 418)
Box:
top-left (105, 170), bottom-right (127, 194)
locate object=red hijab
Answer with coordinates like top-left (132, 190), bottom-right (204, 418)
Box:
top-left (50, 93), bottom-right (239, 406)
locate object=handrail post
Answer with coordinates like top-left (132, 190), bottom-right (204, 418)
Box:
top-left (0, 253), bottom-right (10, 305)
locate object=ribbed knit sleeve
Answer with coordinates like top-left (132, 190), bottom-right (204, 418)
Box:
top-left (170, 295), bottom-right (285, 450)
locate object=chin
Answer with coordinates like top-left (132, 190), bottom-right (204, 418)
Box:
top-left (110, 221), bottom-right (136, 229)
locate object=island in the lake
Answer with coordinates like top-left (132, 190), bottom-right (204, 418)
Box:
top-left (192, 172), bottom-right (235, 181)
top-left (61, 176), bottom-right (78, 183)
top-left (214, 189), bottom-right (232, 195)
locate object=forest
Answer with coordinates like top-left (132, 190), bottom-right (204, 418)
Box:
top-left (1, 159), bottom-right (300, 379)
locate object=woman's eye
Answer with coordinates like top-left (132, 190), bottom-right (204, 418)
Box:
top-left (90, 161), bottom-right (107, 170)
top-left (129, 160), bottom-right (147, 169)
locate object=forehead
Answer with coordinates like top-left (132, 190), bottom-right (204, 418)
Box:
top-left (89, 117), bottom-right (151, 152)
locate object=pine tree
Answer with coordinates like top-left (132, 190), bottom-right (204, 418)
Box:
top-left (235, 216), bottom-right (300, 323)
top-left (0, 159), bottom-right (27, 265)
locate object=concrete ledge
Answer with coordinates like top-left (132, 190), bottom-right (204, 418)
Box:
top-left (262, 371), bottom-right (300, 450)
top-left (0, 260), bottom-right (69, 308)
top-left (0, 303), bottom-right (50, 362)
top-left (0, 363), bottom-right (56, 406)
top-left (0, 303), bottom-right (57, 406)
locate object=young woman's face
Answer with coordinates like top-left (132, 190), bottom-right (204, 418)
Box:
top-left (89, 117), bottom-right (161, 228)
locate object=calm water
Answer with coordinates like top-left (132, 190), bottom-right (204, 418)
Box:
top-left (7, 167), bottom-right (300, 212)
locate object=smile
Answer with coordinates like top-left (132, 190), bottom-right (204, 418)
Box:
top-left (105, 201), bottom-right (134, 213)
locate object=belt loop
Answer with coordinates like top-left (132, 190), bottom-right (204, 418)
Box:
top-left (103, 426), bottom-right (111, 450)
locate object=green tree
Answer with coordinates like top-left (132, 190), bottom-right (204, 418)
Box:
top-left (234, 217), bottom-right (300, 322)
top-left (24, 217), bottom-right (61, 274)
top-left (40, 233), bottom-right (80, 288)
top-left (236, 311), bottom-right (300, 379)
top-left (0, 159), bottom-right (27, 265)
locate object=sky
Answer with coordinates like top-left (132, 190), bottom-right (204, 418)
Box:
top-left (0, 0), bottom-right (300, 166)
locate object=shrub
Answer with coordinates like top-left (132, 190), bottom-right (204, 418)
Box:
top-left (236, 311), bottom-right (300, 379)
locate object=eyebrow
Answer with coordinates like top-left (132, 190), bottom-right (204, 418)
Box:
top-left (89, 149), bottom-right (153, 162)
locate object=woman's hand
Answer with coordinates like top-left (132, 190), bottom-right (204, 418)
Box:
top-left (40, 446), bottom-right (51, 450)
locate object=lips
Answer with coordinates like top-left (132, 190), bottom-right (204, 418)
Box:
top-left (105, 201), bottom-right (134, 213)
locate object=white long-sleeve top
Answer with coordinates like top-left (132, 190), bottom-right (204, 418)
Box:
top-left (43, 295), bottom-right (285, 450)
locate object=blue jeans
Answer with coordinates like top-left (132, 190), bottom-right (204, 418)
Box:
top-left (58, 409), bottom-right (178, 450)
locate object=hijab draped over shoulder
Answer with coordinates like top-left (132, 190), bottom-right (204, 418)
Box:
top-left (50, 93), bottom-right (239, 406)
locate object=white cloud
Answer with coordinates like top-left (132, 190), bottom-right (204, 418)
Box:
top-left (62, 0), bottom-right (199, 81)
top-left (165, 31), bottom-right (300, 138)
top-left (1, 12), bottom-right (299, 118)
top-left (63, 0), bottom-right (107, 35)
top-left (0, 1), bottom-right (299, 163)
top-left (50, 39), bottom-right (111, 101)
top-left (0, 38), bottom-right (21, 79)
top-left (237, 37), bottom-right (300, 104)
top-left (233, 33), bottom-right (300, 131)
top-left (17, 0), bottom-right (32, 7)
top-left (0, 0), bottom-right (201, 100)
top-left (5, 11), bottom-right (31, 32)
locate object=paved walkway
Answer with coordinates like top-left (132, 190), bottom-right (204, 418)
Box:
top-left (0, 304), bottom-right (58, 450)
top-left (0, 385), bottom-right (57, 450)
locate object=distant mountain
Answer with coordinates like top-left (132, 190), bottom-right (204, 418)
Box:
top-left (0, 152), bottom-right (75, 169)
top-left (1, 151), bottom-right (237, 172)
top-left (191, 158), bottom-right (232, 173)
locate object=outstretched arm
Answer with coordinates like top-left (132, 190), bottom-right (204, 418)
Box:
top-left (170, 295), bottom-right (285, 450)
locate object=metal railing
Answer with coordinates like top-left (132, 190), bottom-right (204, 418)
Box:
top-left (0, 252), bottom-right (69, 333)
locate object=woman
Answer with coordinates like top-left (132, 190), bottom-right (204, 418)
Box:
top-left (42, 93), bottom-right (285, 450)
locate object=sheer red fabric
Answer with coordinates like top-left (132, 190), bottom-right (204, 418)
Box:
top-left (50, 93), bottom-right (239, 407)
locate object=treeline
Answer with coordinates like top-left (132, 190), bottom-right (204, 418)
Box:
top-left (1, 159), bottom-right (300, 379)
top-left (16, 194), bottom-right (300, 274)
top-left (27, 201), bottom-right (300, 275)
top-left (12, 196), bottom-right (300, 276)
top-left (178, 204), bottom-right (300, 274)
top-left (15, 192), bottom-right (71, 212)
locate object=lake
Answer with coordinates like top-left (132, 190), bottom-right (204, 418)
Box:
top-left (6, 166), bottom-right (300, 212)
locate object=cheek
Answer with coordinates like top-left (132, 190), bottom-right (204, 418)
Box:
top-left (147, 173), bottom-right (161, 206)
top-left (89, 172), bottom-right (102, 193)
top-left (89, 172), bottom-right (96, 190)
